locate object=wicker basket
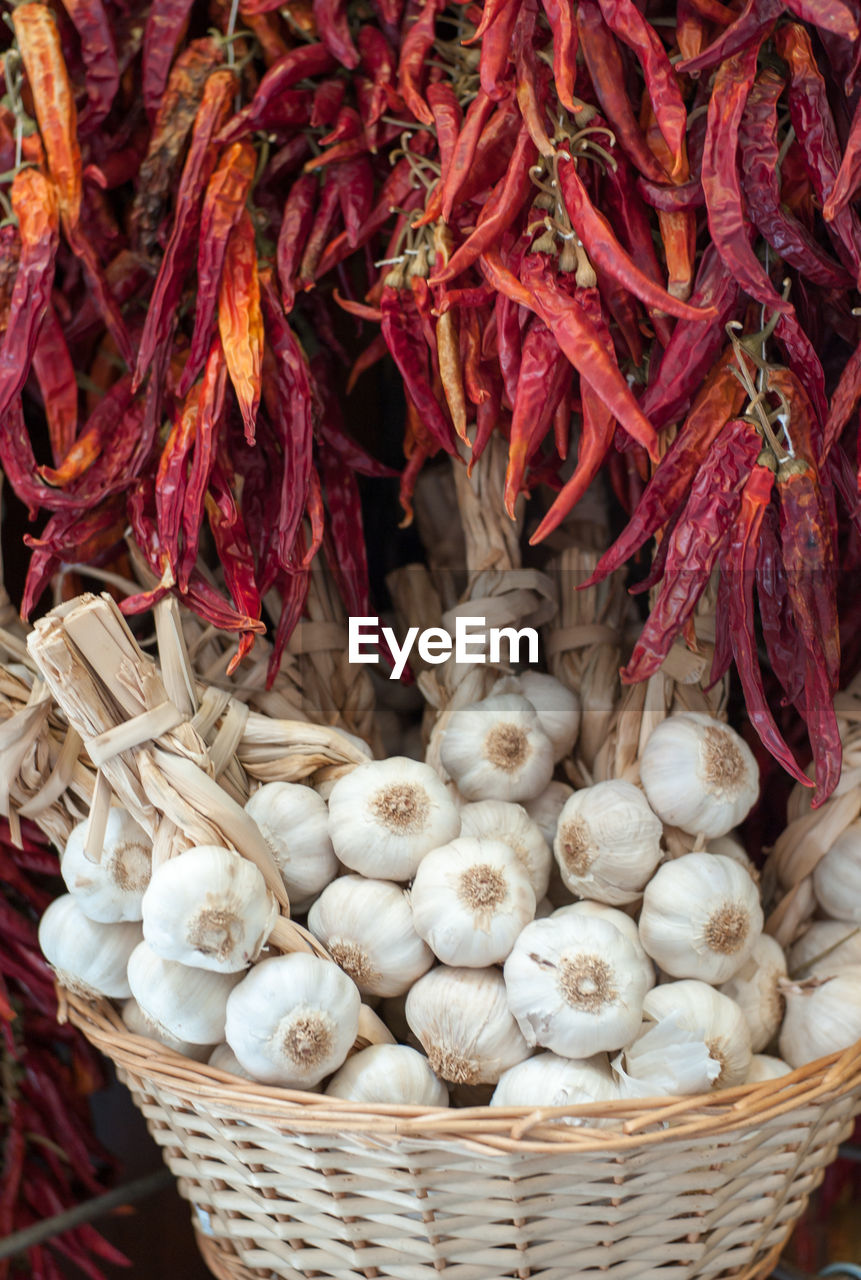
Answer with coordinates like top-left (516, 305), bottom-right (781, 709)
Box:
top-left (58, 990), bottom-right (861, 1280)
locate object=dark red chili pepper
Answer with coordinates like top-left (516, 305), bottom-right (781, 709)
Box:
top-left (436, 89), bottom-right (497, 223)
top-left (179, 340), bottom-right (229, 591)
top-left (141, 0), bottom-right (196, 120)
top-left (540, 0), bottom-right (579, 114)
top-left (297, 172), bottom-right (342, 287)
top-left (824, 95), bottom-right (861, 222)
top-left (773, 321), bottom-right (828, 439)
top-left (0, 170), bottom-right (59, 420)
top-left (311, 77), bottom-right (348, 129)
top-left (459, 307), bottom-right (493, 407)
top-left (683, 0), bottom-right (737, 24)
top-left (314, 0), bottom-right (360, 68)
top-left (346, 332), bottom-right (389, 392)
top-left (32, 304), bottom-right (78, 467)
top-left (512, 0), bottom-right (555, 157)
top-left (39, 375), bottom-right (134, 490)
top-left (739, 70), bottom-right (852, 291)
top-left (434, 284), bottom-right (497, 315)
top-left (179, 139), bottom-right (258, 400)
top-left (217, 44), bottom-right (338, 144)
top-left (134, 68), bottom-right (236, 391)
top-left (479, 0), bottom-right (521, 101)
top-left (505, 315), bottom-right (574, 515)
top-left (58, 0), bottom-right (119, 133)
top-left (824, 332), bottom-right (861, 458)
top-left (321, 106), bottom-right (363, 147)
top-left (381, 270), bottom-right (456, 456)
top-left (427, 82), bottom-right (463, 192)
top-left (676, 0), bottom-right (783, 75)
top-left (494, 291), bottom-right (523, 410)
top-left (635, 176), bottom-right (705, 213)
top-left (576, 0), bottom-right (668, 183)
top-left (782, 0), bottom-right (858, 37)
top-left (156, 382), bottom-right (199, 578)
top-left (358, 25), bottom-right (400, 127)
top-left (315, 145), bottom-right (425, 275)
top-left (22, 502), bottom-right (126, 619)
top-left (206, 457), bottom-right (264, 672)
top-left (397, 0), bottom-right (445, 125)
top-left (337, 154), bottom-right (375, 247)
top-left (621, 417), bottom-right (761, 683)
top-left (266, 553), bottom-right (312, 688)
top-left (277, 174), bottom-right (318, 315)
top-left (600, 156), bottom-right (674, 347)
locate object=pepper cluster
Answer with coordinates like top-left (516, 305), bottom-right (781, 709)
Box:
top-left (0, 0), bottom-right (860, 797)
top-left (1, 820), bottom-right (125, 1280)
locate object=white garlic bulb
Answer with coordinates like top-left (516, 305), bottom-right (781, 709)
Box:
top-left (405, 966), bottom-right (531, 1085)
top-left (225, 952), bottom-right (361, 1087)
top-left (307, 875), bottom-right (433, 996)
top-left (326, 1044), bottom-right (449, 1106)
top-left (552, 900), bottom-right (654, 981)
top-left (613, 1014), bottom-right (721, 1098)
top-left (639, 852), bottom-right (763, 983)
top-left (60, 810), bottom-right (152, 922)
top-left (640, 713), bottom-right (759, 838)
top-left (410, 837), bottom-right (536, 967)
top-left (127, 941), bottom-right (242, 1044)
top-left (812, 821), bottom-right (861, 923)
top-left (779, 967), bottom-right (861, 1068)
top-left (503, 914), bottom-right (652, 1058)
top-left (642, 980), bottom-right (752, 1088)
top-left (709, 834), bottom-right (759, 882)
top-left (141, 845), bottom-right (279, 973)
top-left (38, 896), bottom-right (141, 1000)
top-left (718, 933), bottom-right (787, 1053)
top-left (491, 1052), bottom-right (618, 1114)
top-left (524, 780), bottom-right (574, 848)
top-left (459, 800), bottom-right (552, 899)
top-left (747, 1054), bottom-right (793, 1083)
top-left (553, 781), bottom-right (663, 905)
top-left (121, 998), bottom-right (214, 1061)
top-left (245, 782), bottom-right (338, 911)
top-left (788, 921), bottom-right (861, 978)
top-left (208, 1042), bottom-right (257, 1080)
top-left (439, 694), bottom-right (554, 802)
top-left (515, 671), bottom-right (580, 763)
top-left (327, 756), bottom-right (460, 880)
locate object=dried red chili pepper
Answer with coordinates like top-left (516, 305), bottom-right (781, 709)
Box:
top-left (141, 0), bottom-right (196, 120)
top-left (206, 457), bottom-right (264, 671)
top-left (13, 4), bottom-right (81, 224)
top-left (156, 383), bottom-right (199, 578)
top-left (494, 292), bottom-right (523, 411)
top-left (179, 139), bottom-right (258, 399)
top-left (297, 171), bottom-right (342, 287)
top-left (381, 267), bottom-right (456, 456)
top-left (218, 209), bottom-right (264, 446)
top-left (32, 304), bottom-right (78, 467)
top-left (621, 417), bottom-right (761, 683)
top-left (432, 225), bottom-right (469, 443)
top-left (540, 0), bottom-right (579, 114)
top-left (676, 0), bottom-right (783, 75)
top-left (772, 322), bottom-right (828, 440)
top-left (314, 0), bottom-right (360, 68)
top-left (179, 340), bottom-right (228, 591)
top-left (39, 375), bottom-right (134, 489)
top-left (426, 82), bottom-right (463, 185)
top-left (435, 89), bottom-right (497, 223)
top-left (824, 333), bottom-right (861, 458)
top-left (58, 0), bottom-right (119, 133)
top-left (782, 0), bottom-right (858, 37)
top-left (218, 44), bottom-right (338, 144)
top-left (824, 95), bottom-right (861, 222)
top-left (397, 0), bottom-right (445, 125)
top-left (276, 174), bottom-right (318, 315)
top-left (337, 154), bottom-right (375, 247)
top-left (512, 0), bottom-right (555, 157)
top-left (0, 170), bottom-right (59, 420)
top-left (505, 315), bottom-right (574, 514)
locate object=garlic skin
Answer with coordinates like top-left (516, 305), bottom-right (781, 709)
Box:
top-left (709, 835), bottom-right (759, 883)
top-left (491, 1052), bottom-right (618, 1114)
top-left (779, 967), bottom-right (861, 1068)
top-left (127, 941), bottom-right (242, 1044)
top-left (524, 781), bottom-right (574, 848)
top-left (405, 966), bottom-right (531, 1085)
top-left (639, 852), bottom-right (763, 983)
top-left (613, 1014), bottom-right (721, 1098)
top-left (141, 845), bottom-right (279, 973)
top-left (122, 998), bottom-right (214, 1062)
top-left (326, 1044), bottom-right (449, 1107)
top-left (515, 672), bottom-right (581, 763)
top-left (410, 837), bottom-right (536, 967)
top-left (459, 800), bottom-right (552, 899)
top-left (503, 915), bottom-right (652, 1058)
top-left (245, 782), bottom-right (338, 911)
top-left (718, 934), bottom-right (787, 1053)
top-left (552, 900), bottom-right (654, 983)
top-left (38, 896), bottom-right (141, 1000)
top-left (643, 980), bottom-right (752, 1088)
top-left (747, 1054), bottom-right (793, 1083)
top-left (553, 781), bottom-right (663, 905)
top-left (640, 713), bottom-right (759, 838)
top-left (812, 821), bottom-right (861, 923)
top-left (788, 921), bottom-right (861, 978)
top-left (225, 953), bottom-right (361, 1087)
top-left (208, 1042), bottom-right (257, 1080)
top-left (60, 810), bottom-right (152, 923)
top-left (307, 875), bottom-right (433, 996)
top-left (327, 756), bottom-right (460, 881)
top-left (439, 694), bottom-right (555, 803)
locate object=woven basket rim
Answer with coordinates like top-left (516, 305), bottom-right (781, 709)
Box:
top-left (62, 986), bottom-right (861, 1156)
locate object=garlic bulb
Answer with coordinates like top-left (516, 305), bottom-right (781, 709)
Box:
top-left (515, 671), bottom-right (580, 763)
top-left (127, 941), bottom-right (242, 1044)
top-left (491, 1052), bottom-right (618, 1114)
top-left (779, 967), bottom-right (861, 1068)
top-left (38, 896), bottom-right (141, 1000)
top-left (503, 914), bottom-right (652, 1057)
top-left (60, 810), bottom-right (152, 922)
top-left (613, 1014), bottom-right (721, 1098)
top-left (405, 966), bottom-right (531, 1085)
top-left (788, 921), bottom-right (861, 978)
top-left (245, 782), bottom-right (338, 911)
top-left (439, 694), bottom-right (554, 802)
top-left (122, 998), bottom-right (214, 1061)
top-left (553, 781), bottom-right (663, 905)
top-left (327, 756), bottom-right (460, 880)
top-left (639, 852), bottom-right (763, 983)
top-left (718, 933), bottom-right (787, 1053)
top-left (639, 713), bottom-right (759, 838)
top-left (812, 820), bottom-right (861, 923)
top-left (326, 1044), bottom-right (449, 1106)
top-left (141, 845), bottom-right (278, 973)
top-left (747, 1054), bottom-right (793, 1083)
top-left (307, 875), bottom-right (433, 996)
top-left (459, 800), bottom-right (552, 899)
top-left (642, 980), bottom-right (752, 1088)
top-left (225, 952), bottom-right (361, 1087)
top-left (208, 1042), bottom-right (257, 1080)
top-left (410, 837), bottom-right (536, 967)
top-left (709, 835), bottom-right (758, 882)
top-left (552, 900), bottom-right (654, 982)
top-left (524, 781), bottom-right (574, 848)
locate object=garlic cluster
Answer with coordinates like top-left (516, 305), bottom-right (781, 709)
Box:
top-left (553, 781), bottom-right (663, 905)
top-left (640, 714), bottom-right (759, 838)
top-left (718, 934), bottom-right (787, 1053)
top-left (440, 694), bottom-right (554, 802)
top-left (326, 1044), bottom-right (449, 1106)
top-left (39, 896), bottom-right (141, 1000)
top-left (245, 782), bottom-right (338, 911)
top-left (491, 1052), bottom-right (618, 1114)
top-left (405, 966), bottom-right (530, 1085)
top-left (642, 981), bottom-right (752, 1088)
top-left (60, 809), bottom-right (152, 922)
top-left (459, 800), bottom-right (552, 899)
top-left (779, 968), bottom-right (861, 1069)
top-left (812, 821), bottom-right (861, 924)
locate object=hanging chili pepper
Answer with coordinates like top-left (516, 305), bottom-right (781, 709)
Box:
top-left (381, 268), bottom-right (457, 456)
top-left (432, 225), bottom-right (469, 443)
top-left (314, 0), bottom-right (360, 69)
top-left (58, 0), bottom-right (119, 133)
top-left (824, 333), bottom-right (861, 458)
top-left (141, 0), bottom-right (196, 121)
top-left (32, 304), bottom-right (78, 467)
top-left (505, 315), bottom-right (574, 515)
top-left (180, 340), bottom-right (228, 592)
top-left (22, 501), bottom-right (127, 619)
top-left (397, 0), bottom-right (445, 124)
top-left (782, 0), bottom-right (858, 37)
top-left (824, 94), bottom-right (861, 222)
top-left (336, 154), bottom-right (375, 247)
top-left (676, 0), bottom-right (783, 75)
top-left (540, 0), bottom-right (579, 114)
top-left (772, 322), bottom-right (828, 440)
top-left (778, 455), bottom-right (840, 691)
top-left (156, 383), bottom-right (199, 578)
top-left (218, 44), bottom-right (338, 144)
top-left (206, 458), bottom-right (264, 671)
top-left (276, 174), bottom-right (318, 314)
top-left (0, 169), bottom-right (59, 420)
top-left (436, 89), bottom-right (497, 223)
top-left (267, 552), bottom-right (312, 687)
top-left (601, 156), bottom-right (674, 347)
top-left (218, 210), bottom-right (263, 446)
top-left (512, 0), bottom-right (556, 157)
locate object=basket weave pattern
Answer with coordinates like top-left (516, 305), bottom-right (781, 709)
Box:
top-left (65, 992), bottom-right (861, 1280)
